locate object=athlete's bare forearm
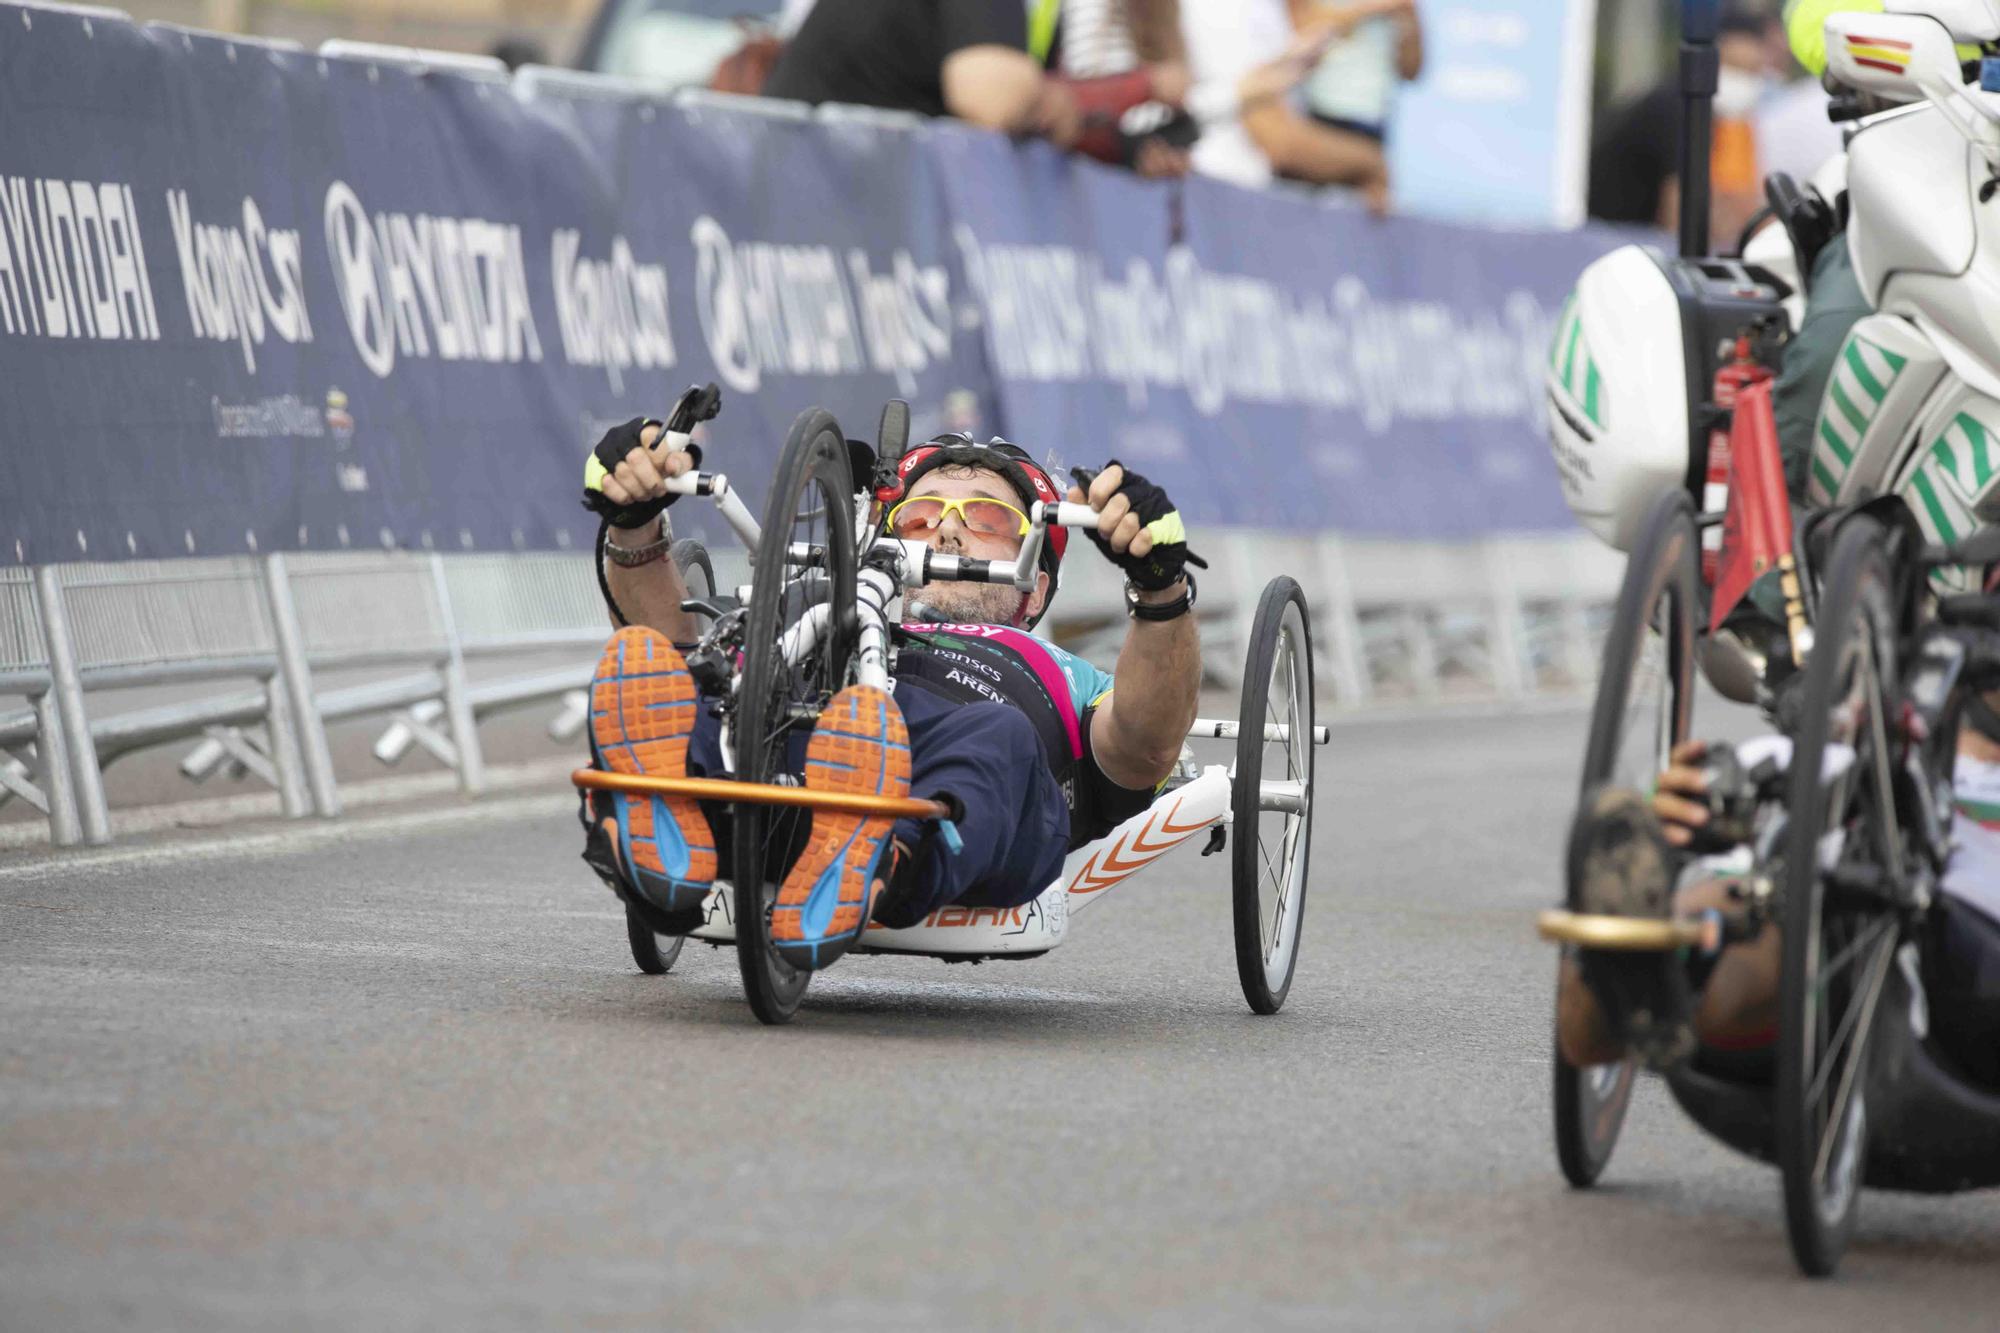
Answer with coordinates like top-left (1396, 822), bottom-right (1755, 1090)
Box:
top-left (1094, 586), bottom-right (1201, 788)
top-left (604, 517), bottom-right (699, 642)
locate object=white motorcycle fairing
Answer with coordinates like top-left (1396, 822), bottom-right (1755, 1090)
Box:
top-left (1808, 314), bottom-right (1948, 506)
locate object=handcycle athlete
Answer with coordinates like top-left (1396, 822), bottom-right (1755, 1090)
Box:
top-left (574, 415), bottom-right (1205, 974)
top-left (1557, 0), bottom-right (2000, 1096)
top-left (1557, 735), bottom-right (2000, 1087)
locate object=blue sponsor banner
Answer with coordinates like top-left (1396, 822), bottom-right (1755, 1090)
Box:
top-left (936, 131), bottom-right (1625, 538)
top-left (0, 2), bottom-right (1622, 565)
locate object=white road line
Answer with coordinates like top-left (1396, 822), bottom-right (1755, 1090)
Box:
top-left (0, 793), bottom-right (573, 882)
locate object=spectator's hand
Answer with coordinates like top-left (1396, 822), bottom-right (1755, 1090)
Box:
top-left (1239, 28), bottom-right (1334, 108)
top-left (1035, 80), bottom-right (1082, 148)
top-left (1361, 170), bottom-right (1391, 217)
top-left (1146, 60), bottom-right (1192, 107)
top-left (1651, 740), bottom-right (1712, 849)
top-left (1133, 139), bottom-right (1192, 178)
top-left (582, 418), bottom-right (699, 532)
top-left (1068, 462), bottom-right (1207, 590)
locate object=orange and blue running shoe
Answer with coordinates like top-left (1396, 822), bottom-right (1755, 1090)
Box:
top-left (588, 626), bottom-right (717, 915)
top-left (771, 684), bottom-right (911, 971)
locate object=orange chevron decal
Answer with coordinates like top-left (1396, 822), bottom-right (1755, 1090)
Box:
top-left (1068, 800), bottom-right (1215, 894)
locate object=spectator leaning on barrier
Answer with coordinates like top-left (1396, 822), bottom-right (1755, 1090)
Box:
top-left (1289, 0), bottom-right (1422, 162)
top-left (1042, 0), bottom-right (1197, 176)
top-left (1179, 0), bottom-right (1390, 211)
top-left (763, 0), bottom-right (1080, 147)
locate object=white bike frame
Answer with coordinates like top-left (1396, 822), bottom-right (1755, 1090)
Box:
top-left (658, 465), bottom-right (1330, 959)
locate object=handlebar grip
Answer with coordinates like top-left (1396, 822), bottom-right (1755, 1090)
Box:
top-left (1047, 501), bottom-right (1102, 528)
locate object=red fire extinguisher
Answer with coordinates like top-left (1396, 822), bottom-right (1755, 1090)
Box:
top-left (1703, 335), bottom-right (1772, 584)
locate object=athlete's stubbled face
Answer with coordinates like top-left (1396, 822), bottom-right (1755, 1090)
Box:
top-left (898, 466), bottom-right (1050, 627)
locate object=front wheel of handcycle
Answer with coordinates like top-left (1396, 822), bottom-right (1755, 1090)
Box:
top-left (1232, 576), bottom-right (1316, 1015)
top-left (623, 540), bottom-right (717, 977)
top-left (732, 410), bottom-right (858, 1025)
top-left (1776, 517), bottom-right (1907, 1277)
top-left (1553, 490), bottom-right (1700, 1188)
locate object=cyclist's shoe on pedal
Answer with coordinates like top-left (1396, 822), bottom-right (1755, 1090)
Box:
top-left (587, 626), bottom-right (717, 919)
top-left (1568, 785), bottom-right (1696, 1069)
top-left (771, 684), bottom-right (910, 971)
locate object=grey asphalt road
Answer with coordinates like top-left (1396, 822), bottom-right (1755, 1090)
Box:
top-left (3, 707), bottom-right (1996, 1331)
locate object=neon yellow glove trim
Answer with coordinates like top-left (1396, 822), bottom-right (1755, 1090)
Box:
top-left (585, 455), bottom-right (609, 493)
top-left (1143, 512), bottom-right (1187, 548)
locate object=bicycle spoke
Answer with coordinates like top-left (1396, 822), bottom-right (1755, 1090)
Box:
top-left (1857, 637), bottom-right (1904, 880)
top-left (1812, 922), bottom-right (1898, 1189)
top-left (1814, 913), bottom-right (1895, 992)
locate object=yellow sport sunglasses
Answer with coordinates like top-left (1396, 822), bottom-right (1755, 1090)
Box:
top-left (885, 494), bottom-right (1031, 540)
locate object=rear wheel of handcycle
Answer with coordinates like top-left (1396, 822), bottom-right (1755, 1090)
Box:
top-left (732, 411), bottom-right (857, 1025)
top-left (1232, 576), bottom-right (1316, 1015)
top-left (621, 540), bottom-right (716, 977)
top-left (1553, 491), bottom-right (1700, 1188)
top-left (1777, 517), bottom-right (1905, 1277)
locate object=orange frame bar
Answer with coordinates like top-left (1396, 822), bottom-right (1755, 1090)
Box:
top-left (573, 769), bottom-right (951, 821)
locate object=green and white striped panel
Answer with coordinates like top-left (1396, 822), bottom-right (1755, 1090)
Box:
top-left (1900, 411), bottom-right (1996, 595)
top-left (1807, 333), bottom-right (1908, 504)
top-left (1548, 294), bottom-right (1606, 432)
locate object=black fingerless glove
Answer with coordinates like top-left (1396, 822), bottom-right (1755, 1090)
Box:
top-left (1071, 461), bottom-right (1208, 591)
top-left (581, 417), bottom-right (702, 529)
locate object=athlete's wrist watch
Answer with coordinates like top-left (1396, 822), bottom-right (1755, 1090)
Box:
top-left (1125, 572), bottom-right (1195, 622)
top-left (603, 512), bottom-right (673, 568)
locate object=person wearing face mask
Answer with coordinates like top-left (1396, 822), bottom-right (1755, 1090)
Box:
top-left (1587, 7), bottom-right (1774, 236)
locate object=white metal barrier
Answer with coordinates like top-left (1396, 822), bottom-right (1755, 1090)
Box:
top-left (0, 530), bottom-right (1624, 848)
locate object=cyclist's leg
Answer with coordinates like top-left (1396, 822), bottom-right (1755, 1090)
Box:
top-left (872, 695), bottom-right (1071, 928)
top-left (1555, 769), bottom-right (1782, 1068)
top-left (1557, 874), bottom-right (1781, 1067)
top-left (585, 626), bottom-right (725, 917)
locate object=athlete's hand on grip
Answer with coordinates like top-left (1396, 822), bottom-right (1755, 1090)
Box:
top-left (581, 418), bottom-right (701, 531)
top-left (1068, 461), bottom-right (1207, 591)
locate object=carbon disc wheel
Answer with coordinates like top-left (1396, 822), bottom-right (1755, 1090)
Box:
top-left (732, 410), bottom-right (857, 1026)
top-left (1554, 491), bottom-right (1699, 1188)
top-left (1231, 576), bottom-right (1316, 1015)
top-left (1776, 518), bottom-right (1905, 1277)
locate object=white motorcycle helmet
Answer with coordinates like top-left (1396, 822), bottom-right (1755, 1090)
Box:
top-left (1545, 246), bottom-right (1694, 552)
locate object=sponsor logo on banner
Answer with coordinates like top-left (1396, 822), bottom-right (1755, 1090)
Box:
top-left (166, 191), bottom-right (313, 373)
top-left (323, 181), bottom-right (542, 378)
top-left (953, 228), bottom-right (1555, 432)
top-left (551, 230), bottom-right (675, 394)
top-left (692, 215), bottom-right (951, 396)
top-left (211, 393), bottom-right (326, 440)
top-left (0, 176), bottom-right (160, 342)
top-left (206, 385), bottom-right (361, 454)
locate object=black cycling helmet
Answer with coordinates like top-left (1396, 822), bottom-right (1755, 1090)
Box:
top-left (885, 433), bottom-right (1066, 628)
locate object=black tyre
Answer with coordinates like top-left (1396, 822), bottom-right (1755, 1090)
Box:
top-left (732, 410), bottom-right (857, 1026)
top-left (1232, 577), bottom-right (1315, 1014)
top-left (671, 537), bottom-right (717, 613)
top-left (625, 905), bottom-right (684, 975)
top-left (1554, 491), bottom-right (1699, 1188)
top-left (1777, 518), bottom-right (1905, 1277)
top-left (622, 541), bottom-right (714, 978)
